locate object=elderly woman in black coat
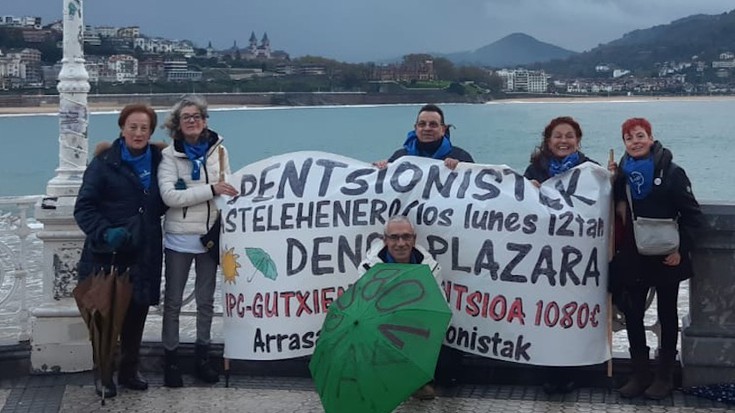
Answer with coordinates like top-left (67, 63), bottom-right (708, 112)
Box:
top-left (610, 117), bottom-right (702, 400)
top-left (74, 103), bottom-right (166, 398)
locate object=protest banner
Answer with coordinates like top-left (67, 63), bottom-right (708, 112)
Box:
top-left (218, 151), bottom-right (611, 365)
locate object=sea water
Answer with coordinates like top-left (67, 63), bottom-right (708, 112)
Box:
top-left (1, 99), bottom-right (733, 201)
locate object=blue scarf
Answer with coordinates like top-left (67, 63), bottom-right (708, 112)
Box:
top-left (622, 154), bottom-right (654, 199)
top-left (120, 140), bottom-right (152, 190)
top-left (183, 140), bottom-right (209, 180)
top-left (548, 152), bottom-right (581, 177)
top-left (403, 130), bottom-right (452, 160)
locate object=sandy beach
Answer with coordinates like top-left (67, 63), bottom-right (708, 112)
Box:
top-left (0, 102), bottom-right (252, 115)
top-left (1, 94), bottom-right (734, 115)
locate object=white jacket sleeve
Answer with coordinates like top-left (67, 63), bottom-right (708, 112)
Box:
top-left (158, 148), bottom-right (215, 208)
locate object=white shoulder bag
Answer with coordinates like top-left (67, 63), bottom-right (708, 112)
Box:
top-left (626, 185), bottom-right (680, 256)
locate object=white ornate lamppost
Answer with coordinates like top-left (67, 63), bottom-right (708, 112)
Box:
top-left (31, 0), bottom-right (92, 373)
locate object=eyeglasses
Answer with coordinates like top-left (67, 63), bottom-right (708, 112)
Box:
top-left (416, 121), bottom-right (442, 129)
top-left (384, 233), bottom-right (416, 242)
top-left (181, 113), bottom-right (204, 123)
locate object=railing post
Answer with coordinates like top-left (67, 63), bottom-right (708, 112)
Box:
top-left (30, 0), bottom-right (92, 373)
top-left (681, 202), bottom-right (735, 386)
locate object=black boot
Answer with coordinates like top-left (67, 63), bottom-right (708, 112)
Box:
top-left (619, 346), bottom-right (652, 398)
top-left (118, 303), bottom-right (149, 391)
top-left (644, 348), bottom-right (677, 400)
top-left (164, 349), bottom-right (184, 388)
top-left (195, 344), bottom-right (220, 384)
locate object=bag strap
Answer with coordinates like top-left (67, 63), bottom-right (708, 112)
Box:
top-left (625, 184), bottom-right (637, 220)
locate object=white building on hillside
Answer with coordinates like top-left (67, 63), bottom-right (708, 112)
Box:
top-left (496, 68), bottom-right (548, 93)
top-left (107, 54), bottom-right (138, 83)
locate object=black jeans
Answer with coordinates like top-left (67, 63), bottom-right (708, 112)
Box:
top-left (623, 279), bottom-right (680, 352)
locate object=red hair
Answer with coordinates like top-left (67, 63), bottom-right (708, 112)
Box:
top-left (621, 117), bottom-right (652, 139)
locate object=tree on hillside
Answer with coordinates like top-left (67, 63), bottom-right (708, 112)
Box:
top-left (432, 57), bottom-right (456, 81)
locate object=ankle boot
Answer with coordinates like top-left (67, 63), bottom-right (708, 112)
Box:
top-left (619, 346), bottom-right (652, 398)
top-left (195, 344), bottom-right (220, 384)
top-left (644, 348), bottom-right (677, 400)
top-left (163, 349), bottom-right (184, 388)
top-left (118, 370), bottom-right (148, 391)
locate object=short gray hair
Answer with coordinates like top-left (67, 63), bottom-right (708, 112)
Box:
top-left (162, 94), bottom-right (210, 140)
top-left (384, 215), bottom-right (414, 234)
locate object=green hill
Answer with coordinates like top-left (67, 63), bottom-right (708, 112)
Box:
top-left (537, 9), bottom-right (735, 77)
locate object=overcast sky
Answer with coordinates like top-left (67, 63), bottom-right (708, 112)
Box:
top-left (5, 1), bottom-right (734, 62)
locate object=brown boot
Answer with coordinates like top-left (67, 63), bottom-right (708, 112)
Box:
top-left (619, 347), bottom-right (652, 398)
top-left (644, 349), bottom-right (677, 400)
top-left (412, 383), bottom-right (436, 400)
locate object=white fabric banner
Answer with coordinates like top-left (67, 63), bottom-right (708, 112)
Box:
top-left (219, 151), bottom-right (612, 365)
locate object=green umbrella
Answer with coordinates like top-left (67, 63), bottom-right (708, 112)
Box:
top-left (245, 247), bottom-right (278, 281)
top-left (309, 263), bottom-right (452, 413)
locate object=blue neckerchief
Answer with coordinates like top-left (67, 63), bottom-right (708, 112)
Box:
top-left (384, 250), bottom-right (419, 264)
top-left (183, 140), bottom-right (209, 180)
top-left (548, 151), bottom-right (581, 177)
top-left (622, 154), bottom-right (654, 199)
top-left (403, 130), bottom-right (452, 160)
top-left (119, 140), bottom-right (152, 190)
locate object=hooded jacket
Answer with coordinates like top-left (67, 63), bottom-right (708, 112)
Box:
top-left (613, 141), bottom-right (703, 281)
top-left (74, 138), bottom-right (167, 305)
top-left (158, 130), bottom-right (231, 235)
top-left (358, 242), bottom-right (442, 289)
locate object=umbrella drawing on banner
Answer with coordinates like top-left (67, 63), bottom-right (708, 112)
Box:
top-left (245, 247), bottom-right (278, 282)
top-left (309, 263), bottom-right (452, 413)
top-left (72, 266), bottom-right (133, 406)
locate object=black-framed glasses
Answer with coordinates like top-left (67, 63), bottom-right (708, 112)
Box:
top-left (416, 121), bottom-right (442, 129)
top-left (181, 113), bottom-right (204, 123)
top-left (384, 233), bottom-right (416, 242)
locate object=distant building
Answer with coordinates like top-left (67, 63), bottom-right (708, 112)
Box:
top-left (276, 64), bottom-right (327, 76)
top-left (163, 58), bottom-right (201, 82)
top-left (372, 60), bottom-right (435, 82)
top-left (138, 56), bottom-right (165, 81)
top-left (134, 37), bottom-right (174, 54)
top-left (21, 29), bottom-right (56, 43)
top-left (496, 68), bottom-right (547, 93)
top-left (0, 15), bottom-right (41, 29)
top-left (0, 48), bottom-right (42, 86)
top-left (117, 26), bottom-right (140, 38)
top-left (107, 54), bottom-right (138, 83)
top-left (247, 32), bottom-right (271, 59)
top-left (712, 60), bottom-right (735, 69)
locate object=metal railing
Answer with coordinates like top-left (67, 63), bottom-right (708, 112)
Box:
top-left (0, 196), bottom-right (42, 342)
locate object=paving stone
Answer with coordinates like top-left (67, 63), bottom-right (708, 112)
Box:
top-left (0, 390), bottom-right (10, 410)
top-left (1, 372), bottom-right (734, 412)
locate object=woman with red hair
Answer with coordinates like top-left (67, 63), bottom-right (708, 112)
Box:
top-left (610, 117), bottom-right (702, 400)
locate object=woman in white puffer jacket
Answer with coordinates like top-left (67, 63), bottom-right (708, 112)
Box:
top-left (158, 94), bottom-right (238, 388)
